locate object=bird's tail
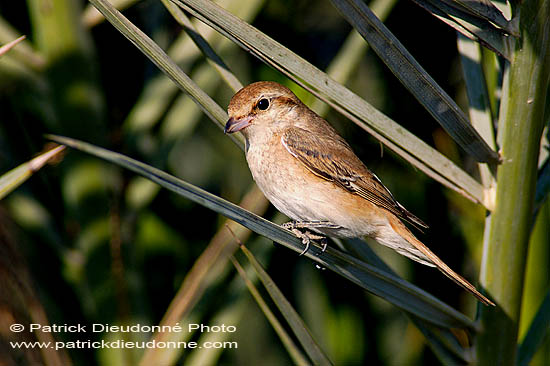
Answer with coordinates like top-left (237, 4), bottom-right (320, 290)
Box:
top-left (389, 219), bottom-right (495, 306)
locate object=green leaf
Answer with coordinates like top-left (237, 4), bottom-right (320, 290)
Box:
top-left (308, 0), bottom-right (398, 116)
top-left (231, 256), bottom-right (310, 366)
top-left (237, 244), bottom-right (333, 366)
top-left (534, 160), bottom-right (550, 216)
top-left (0, 145), bottom-right (65, 200)
top-left (160, 0), bottom-right (242, 92)
top-left (0, 35), bottom-right (26, 57)
top-left (477, 0), bottom-right (550, 362)
top-left (457, 34), bottom-right (496, 195)
top-left (517, 291), bottom-right (550, 366)
top-left (82, 0), bottom-right (138, 28)
top-left (449, 0), bottom-right (518, 36)
top-left (411, 0), bottom-right (513, 58)
top-left (47, 134), bottom-right (477, 330)
top-left (140, 186), bottom-right (268, 365)
top-left (328, 0), bottom-right (500, 163)
top-left (344, 238), bottom-right (470, 363)
top-left (87, 0), bottom-right (245, 149)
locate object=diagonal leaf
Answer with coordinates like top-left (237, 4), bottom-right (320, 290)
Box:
top-left (0, 17), bottom-right (45, 70)
top-left (140, 185), bottom-right (268, 365)
top-left (458, 33), bottom-right (496, 197)
top-left (87, 0), bottom-right (245, 149)
top-left (534, 159), bottom-right (550, 216)
top-left (82, 0), bottom-right (138, 28)
top-left (160, 0), bottom-right (242, 92)
top-left (123, 0), bottom-right (262, 139)
top-left (447, 0), bottom-right (518, 36)
top-left (0, 35), bottom-right (26, 57)
top-left (47, 134), bottom-right (477, 330)
top-left (343, 238), bottom-right (470, 363)
top-left (184, 296), bottom-right (245, 366)
top-left (328, 0), bottom-right (500, 163)
top-left (231, 256), bottom-right (310, 366)
top-left (0, 145), bottom-right (65, 200)
top-left (411, 0), bottom-right (512, 59)
top-left (517, 291), bottom-right (550, 366)
top-left (308, 0), bottom-right (398, 115)
top-left (237, 243), bottom-right (333, 366)
top-left (170, 0), bottom-right (490, 208)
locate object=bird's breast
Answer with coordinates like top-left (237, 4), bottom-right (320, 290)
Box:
top-left (245, 139), bottom-right (311, 219)
top-left (244, 137), bottom-right (385, 238)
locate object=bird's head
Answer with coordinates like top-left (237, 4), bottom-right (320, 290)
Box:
top-left (224, 81), bottom-right (302, 139)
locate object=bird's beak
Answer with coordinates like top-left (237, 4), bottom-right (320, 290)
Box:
top-left (224, 116), bottom-right (253, 134)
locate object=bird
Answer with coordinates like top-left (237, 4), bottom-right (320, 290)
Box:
top-left (224, 81), bottom-right (494, 306)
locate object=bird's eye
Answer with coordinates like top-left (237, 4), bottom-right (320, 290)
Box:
top-left (257, 98), bottom-right (270, 110)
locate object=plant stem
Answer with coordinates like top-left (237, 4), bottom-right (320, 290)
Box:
top-left (477, 0), bottom-right (550, 364)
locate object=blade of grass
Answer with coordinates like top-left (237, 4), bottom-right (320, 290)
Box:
top-left (47, 134), bottom-right (477, 330)
top-left (517, 291), bottom-right (550, 366)
top-left (457, 34), bottom-right (496, 199)
top-left (411, 0), bottom-right (512, 58)
top-left (328, 0), bottom-right (500, 163)
top-left (82, 0), bottom-right (137, 28)
top-left (0, 145), bottom-right (65, 200)
top-left (231, 256), bottom-right (310, 366)
top-left (184, 298), bottom-right (245, 366)
top-left (534, 160), bottom-right (550, 216)
top-left (87, 0), bottom-right (245, 148)
top-left (0, 35), bottom-right (26, 57)
top-left (140, 185), bottom-right (268, 365)
top-left (0, 16), bottom-right (45, 70)
top-left (343, 238), bottom-right (470, 363)
top-left (170, 0), bottom-right (490, 208)
top-left (123, 0), bottom-right (260, 138)
top-left (160, 0), bottom-right (242, 91)
top-left (237, 242), bottom-right (333, 366)
top-left (308, 0), bottom-right (398, 115)
top-left (450, 0), bottom-right (518, 36)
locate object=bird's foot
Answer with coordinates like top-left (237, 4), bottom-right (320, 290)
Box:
top-left (282, 220), bottom-right (340, 230)
top-left (282, 221), bottom-right (335, 255)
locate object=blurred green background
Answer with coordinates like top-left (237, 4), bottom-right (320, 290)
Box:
top-left (2, 0), bottom-right (543, 365)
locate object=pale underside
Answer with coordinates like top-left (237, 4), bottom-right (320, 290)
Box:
top-left (245, 125), bottom-right (434, 267)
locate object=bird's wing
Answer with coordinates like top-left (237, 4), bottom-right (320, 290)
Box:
top-left (281, 127), bottom-right (428, 230)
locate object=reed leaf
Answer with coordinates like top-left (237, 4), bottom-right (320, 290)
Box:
top-left (0, 35), bottom-right (26, 57)
top-left (160, 0), bottom-right (242, 91)
top-left (231, 256), bottom-right (311, 366)
top-left (0, 145), bottom-right (65, 200)
top-left (140, 185), bottom-right (268, 365)
top-left (344, 238), bottom-right (470, 363)
top-left (410, 0), bottom-right (513, 58)
top-left (457, 33), bottom-right (496, 201)
top-left (237, 243), bottom-right (333, 366)
top-left (451, 0), bottom-right (516, 35)
top-left (47, 134), bottom-right (476, 330)
top-left (87, 0), bottom-right (245, 148)
top-left (517, 291), bottom-right (550, 366)
top-left (329, 0), bottom-right (500, 163)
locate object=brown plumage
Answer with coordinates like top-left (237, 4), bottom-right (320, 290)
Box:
top-left (225, 81), bottom-right (494, 306)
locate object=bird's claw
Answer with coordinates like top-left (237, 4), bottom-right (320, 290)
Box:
top-left (282, 221), bottom-right (330, 255)
top-left (282, 220), bottom-right (340, 230)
